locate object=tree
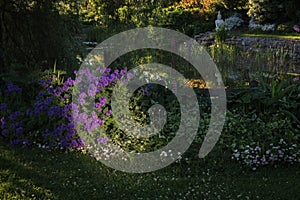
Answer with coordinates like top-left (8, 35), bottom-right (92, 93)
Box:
top-left (247, 0), bottom-right (296, 24)
top-left (0, 0), bottom-right (81, 74)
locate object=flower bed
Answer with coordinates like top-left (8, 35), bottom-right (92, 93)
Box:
top-left (1, 66), bottom-right (300, 170)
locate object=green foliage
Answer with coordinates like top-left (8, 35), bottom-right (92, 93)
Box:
top-left (154, 5), bottom-right (205, 36)
top-left (224, 109), bottom-right (299, 146)
top-left (223, 0), bottom-right (248, 12)
top-left (84, 1), bottom-right (217, 37)
top-left (229, 78), bottom-right (300, 116)
top-left (247, 0), bottom-right (300, 24)
top-left (99, 84), bottom-right (180, 153)
top-left (0, 0), bottom-right (82, 74)
top-left (224, 109), bottom-right (300, 168)
top-left (79, 0), bottom-right (123, 25)
top-left (214, 25), bottom-right (227, 44)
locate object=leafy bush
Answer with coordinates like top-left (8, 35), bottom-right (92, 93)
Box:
top-left (248, 19), bottom-right (276, 32)
top-left (247, 0), bottom-right (300, 24)
top-left (0, 67), bottom-right (129, 149)
top-left (99, 83), bottom-right (181, 154)
top-left (155, 5), bottom-right (204, 35)
top-left (224, 14), bottom-right (244, 30)
top-left (0, 65), bottom-right (181, 154)
top-left (228, 78), bottom-right (300, 117)
top-left (1, 59), bottom-right (299, 171)
top-left (0, 76), bottom-right (81, 148)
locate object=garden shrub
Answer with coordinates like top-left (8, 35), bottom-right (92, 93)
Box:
top-left (1, 56), bottom-right (299, 170)
top-left (0, 67), bottom-right (127, 149)
top-left (155, 5), bottom-right (208, 36)
top-left (0, 65), bottom-right (182, 154)
top-left (0, 75), bottom-right (82, 148)
top-left (228, 78), bottom-right (300, 118)
top-left (247, 0), bottom-right (298, 24)
top-left (224, 14), bottom-right (244, 31)
top-left (98, 83), bottom-right (181, 153)
top-left (1, 69), bottom-right (300, 170)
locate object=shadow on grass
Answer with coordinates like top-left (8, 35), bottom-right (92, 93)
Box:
top-left (1, 139), bottom-right (300, 199)
top-left (0, 139), bottom-right (113, 199)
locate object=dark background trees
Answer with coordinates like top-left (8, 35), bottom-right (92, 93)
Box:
top-left (0, 0), bottom-right (81, 74)
top-left (1, 0), bottom-right (300, 75)
top-left (248, 0), bottom-right (300, 24)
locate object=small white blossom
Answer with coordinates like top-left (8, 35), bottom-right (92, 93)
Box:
top-left (249, 18), bottom-right (275, 31)
top-left (225, 14), bottom-right (244, 30)
top-left (160, 151), bottom-right (167, 157)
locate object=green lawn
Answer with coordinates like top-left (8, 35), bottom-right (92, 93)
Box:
top-left (232, 32), bottom-right (300, 40)
top-left (0, 140), bottom-right (299, 200)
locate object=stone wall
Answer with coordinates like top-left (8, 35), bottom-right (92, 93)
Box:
top-left (195, 32), bottom-right (300, 73)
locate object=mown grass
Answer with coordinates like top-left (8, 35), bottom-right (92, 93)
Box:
top-left (1, 139), bottom-right (300, 200)
top-left (232, 32), bottom-right (300, 40)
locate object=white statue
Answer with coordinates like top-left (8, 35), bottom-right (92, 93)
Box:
top-left (215, 11), bottom-right (225, 31)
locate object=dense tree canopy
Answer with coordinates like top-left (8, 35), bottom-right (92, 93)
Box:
top-left (248, 0), bottom-right (300, 24)
top-left (0, 0), bottom-right (81, 74)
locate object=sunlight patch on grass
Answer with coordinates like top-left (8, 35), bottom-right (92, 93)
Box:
top-left (234, 33), bottom-right (300, 40)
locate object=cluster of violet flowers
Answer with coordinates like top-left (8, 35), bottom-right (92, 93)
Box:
top-left (232, 139), bottom-right (300, 170)
top-left (1, 82), bottom-right (25, 145)
top-left (0, 67), bottom-right (131, 149)
top-left (71, 67), bottom-right (132, 135)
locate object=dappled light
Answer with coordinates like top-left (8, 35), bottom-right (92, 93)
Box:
top-left (0, 0), bottom-right (300, 199)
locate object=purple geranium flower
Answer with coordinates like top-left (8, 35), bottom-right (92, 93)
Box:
top-left (1, 129), bottom-right (8, 137)
top-left (16, 127), bottom-right (23, 135)
top-left (53, 87), bottom-right (63, 97)
top-left (105, 110), bottom-right (112, 116)
top-left (78, 92), bottom-right (87, 104)
top-left (104, 68), bottom-right (111, 73)
top-left (9, 111), bottom-right (21, 120)
top-left (44, 97), bottom-right (52, 106)
top-left (5, 82), bottom-right (22, 96)
top-left (0, 103), bottom-right (6, 111)
top-left (97, 136), bottom-right (109, 145)
top-left (127, 73), bottom-right (134, 80)
top-left (77, 138), bottom-right (85, 147)
top-left (48, 106), bottom-right (61, 117)
top-left (99, 97), bottom-right (107, 107)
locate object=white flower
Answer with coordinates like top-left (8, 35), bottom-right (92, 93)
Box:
top-left (233, 152), bottom-right (240, 158)
top-left (160, 151), bottom-right (167, 157)
top-left (225, 14), bottom-right (244, 30)
top-left (248, 18), bottom-right (275, 31)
